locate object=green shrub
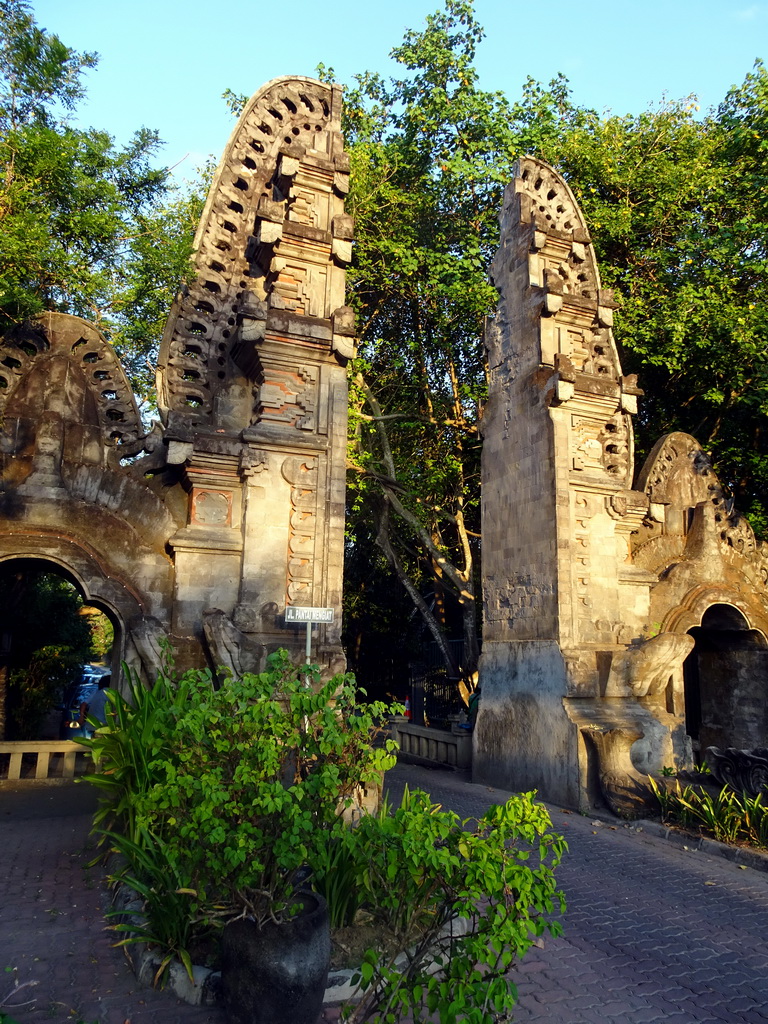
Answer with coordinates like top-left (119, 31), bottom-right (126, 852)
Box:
top-left (324, 785), bottom-right (566, 1024)
top-left (84, 651), bottom-right (398, 980)
top-left (7, 644), bottom-right (81, 738)
top-left (84, 665), bottom-right (179, 848)
top-left (312, 830), bottom-right (367, 929)
top-left (84, 652), bottom-right (567, 1017)
top-left (107, 826), bottom-right (207, 985)
top-left (649, 775), bottom-right (768, 848)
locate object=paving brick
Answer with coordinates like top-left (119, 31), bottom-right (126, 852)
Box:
top-left (5, 765), bottom-right (768, 1024)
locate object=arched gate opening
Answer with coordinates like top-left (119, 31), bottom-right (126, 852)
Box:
top-left (0, 557), bottom-right (122, 740)
top-left (683, 603), bottom-right (768, 760)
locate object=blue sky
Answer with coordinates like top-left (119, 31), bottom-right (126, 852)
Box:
top-left (31, 0), bottom-right (767, 179)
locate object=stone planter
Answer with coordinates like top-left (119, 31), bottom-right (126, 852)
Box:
top-left (220, 891), bottom-right (331, 1024)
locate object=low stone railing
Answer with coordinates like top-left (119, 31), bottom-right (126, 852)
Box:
top-left (390, 720), bottom-right (472, 769)
top-left (0, 740), bottom-right (90, 782)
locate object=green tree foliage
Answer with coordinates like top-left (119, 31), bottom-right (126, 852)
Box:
top-left (109, 175), bottom-right (208, 402)
top-left (7, 643), bottom-right (81, 739)
top-left (341, 2), bottom-right (582, 685)
top-left (341, 2), bottom-right (511, 685)
top-left (342, 4), bottom-right (768, 689)
top-left (0, 0), bottom-right (201, 402)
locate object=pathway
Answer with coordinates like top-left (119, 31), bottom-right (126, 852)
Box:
top-left (2, 765), bottom-right (767, 1023)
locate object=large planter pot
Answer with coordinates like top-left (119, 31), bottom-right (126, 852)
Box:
top-left (220, 891), bottom-right (331, 1024)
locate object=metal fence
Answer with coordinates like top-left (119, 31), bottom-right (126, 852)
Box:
top-left (409, 639), bottom-right (467, 727)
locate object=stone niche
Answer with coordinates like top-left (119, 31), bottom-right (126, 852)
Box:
top-left (476, 158), bottom-right (768, 815)
top-left (0, 77), bottom-right (354, 712)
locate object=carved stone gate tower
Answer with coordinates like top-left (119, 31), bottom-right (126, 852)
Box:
top-left (0, 77), bottom-right (355, 696)
top-left (477, 158), bottom-right (768, 812)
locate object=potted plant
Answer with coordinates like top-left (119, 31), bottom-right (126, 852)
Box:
top-left (86, 651), bottom-right (398, 1024)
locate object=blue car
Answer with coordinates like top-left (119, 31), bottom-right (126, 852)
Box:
top-left (58, 667), bottom-right (109, 739)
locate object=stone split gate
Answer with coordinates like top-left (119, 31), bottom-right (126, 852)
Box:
top-left (2, 83), bottom-right (766, 815)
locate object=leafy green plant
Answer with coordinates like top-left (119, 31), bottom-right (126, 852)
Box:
top-left (86, 651), bottom-right (398, 984)
top-left (660, 765), bottom-right (676, 777)
top-left (6, 643), bottom-right (82, 739)
top-left (648, 775), bottom-right (768, 848)
top-left (742, 793), bottom-right (768, 848)
top-left (312, 831), bottom-right (367, 930)
top-left (106, 827), bottom-right (208, 985)
top-left (131, 654), bottom-right (396, 926)
top-left (332, 786), bottom-right (566, 1024)
top-left (81, 664), bottom-right (179, 850)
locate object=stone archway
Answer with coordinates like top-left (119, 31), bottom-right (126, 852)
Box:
top-left (0, 553), bottom-right (137, 740)
top-left (682, 603), bottom-right (768, 759)
top-left (0, 543), bottom-right (146, 698)
top-left (0, 79), bottom-right (356, 693)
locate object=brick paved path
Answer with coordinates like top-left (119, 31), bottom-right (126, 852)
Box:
top-left (2, 765), bottom-right (768, 1023)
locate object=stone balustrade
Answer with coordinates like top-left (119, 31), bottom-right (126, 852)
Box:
top-left (0, 740), bottom-right (90, 782)
top-left (390, 720), bottom-right (473, 769)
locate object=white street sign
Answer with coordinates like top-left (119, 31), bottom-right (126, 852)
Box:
top-left (284, 606), bottom-right (334, 624)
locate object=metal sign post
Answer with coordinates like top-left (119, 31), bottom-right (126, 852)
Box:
top-left (284, 606), bottom-right (334, 664)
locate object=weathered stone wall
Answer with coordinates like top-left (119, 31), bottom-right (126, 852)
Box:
top-left (153, 76), bottom-right (353, 674)
top-left (482, 199), bottom-right (559, 643)
top-left (474, 640), bottom-right (580, 807)
top-left (477, 159), bottom-right (658, 810)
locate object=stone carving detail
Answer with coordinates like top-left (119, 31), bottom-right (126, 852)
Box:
top-left (129, 615), bottom-right (171, 683)
top-left (483, 573), bottom-right (555, 631)
top-left (598, 414), bottom-right (631, 478)
top-left (570, 413), bottom-right (630, 478)
top-left (254, 365), bottom-right (317, 429)
top-left (157, 77), bottom-right (351, 424)
top-left (582, 726), bottom-right (655, 818)
top-left (203, 608), bottom-right (266, 679)
top-left (239, 447), bottom-right (269, 476)
top-left (605, 632), bottom-right (695, 699)
top-left (637, 432), bottom-right (720, 508)
top-left (0, 314), bottom-right (142, 450)
top-left (282, 455), bottom-right (318, 604)
top-left (191, 489), bottom-right (232, 526)
top-left (516, 162), bottom-right (592, 262)
top-left (706, 746), bottom-right (768, 798)
top-left (634, 431), bottom-right (768, 581)
top-left (508, 160), bottom-right (622, 378)
top-left (571, 417), bottom-right (606, 473)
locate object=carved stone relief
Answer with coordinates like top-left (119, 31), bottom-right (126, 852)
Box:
top-left (0, 314), bottom-right (142, 460)
top-left (157, 78), bottom-right (351, 425)
top-left (191, 489), bottom-right (232, 527)
top-left (604, 632), bottom-right (695, 699)
top-left (129, 615), bottom-right (171, 684)
top-left (239, 447), bottom-right (269, 477)
top-left (254, 365), bottom-right (317, 429)
top-left (203, 607), bottom-right (266, 679)
top-left (282, 455), bottom-right (318, 605)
